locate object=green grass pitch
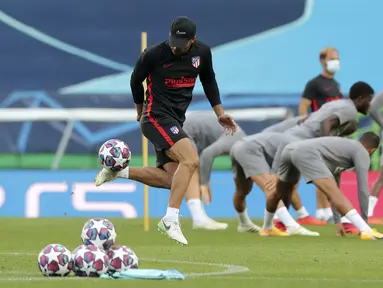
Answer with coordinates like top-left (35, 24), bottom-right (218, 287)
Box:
top-left (1, 218), bottom-right (383, 287)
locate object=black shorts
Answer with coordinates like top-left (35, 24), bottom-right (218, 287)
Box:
top-left (153, 146), bottom-right (173, 169)
top-left (141, 118), bottom-right (188, 168)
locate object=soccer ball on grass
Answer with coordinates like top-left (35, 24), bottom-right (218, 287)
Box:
top-left (107, 245), bottom-right (139, 272)
top-left (81, 218), bottom-right (117, 250)
top-left (38, 244), bottom-right (72, 277)
top-left (72, 245), bottom-right (109, 277)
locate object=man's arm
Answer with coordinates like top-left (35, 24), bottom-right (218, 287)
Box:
top-left (320, 104), bottom-right (358, 136)
top-left (369, 92), bottom-right (383, 129)
top-left (199, 47), bottom-right (222, 117)
top-left (353, 150), bottom-right (371, 222)
top-left (320, 115), bottom-right (340, 136)
top-left (130, 48), bottom-right (155, 118)
top-left (200, 131), bottom-right (246, 185)
top-left (299, 81), bottom-right (316, 116)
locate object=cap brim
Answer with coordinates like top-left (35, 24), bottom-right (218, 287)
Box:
top-left (169, 35), bottom-right (189, 48)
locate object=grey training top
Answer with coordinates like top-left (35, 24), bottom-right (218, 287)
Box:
top-left (370, 91), bottom-right (383, 128)
top-left (262, 116), bottom-right (306, 133)
top-left (286, 99), bottom-right (358, 139)
top-left (288, 137), bottom-right (371, 222)
top-left (241, 132), bottom-right (300, 172)
top-left (183, 111), bottom-right (246, 185)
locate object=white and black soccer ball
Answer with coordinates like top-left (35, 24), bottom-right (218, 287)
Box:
top-left (38, 244), bottom-right (72, 277)
top-left (81, 218), bottom-right (117, 250)
top-left (72, 245), bottom-right (109, 277)
top-left (98, 139), bottom-right (131, 172)
top-left (107, 245), bottom-right (139, 272)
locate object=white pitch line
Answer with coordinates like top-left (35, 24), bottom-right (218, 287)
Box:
top-left (0, 252), bottom-right (249, 281)
top-left (0, 253), bottom-right (382, 283)
top-left (140, 258), bottom-right (249, 277)
top-left (206, 276), bottom-right (383, 283)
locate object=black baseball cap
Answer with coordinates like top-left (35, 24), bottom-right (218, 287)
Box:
top-left (169, 16), bottom-right (196, 48)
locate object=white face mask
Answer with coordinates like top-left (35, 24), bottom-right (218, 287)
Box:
top-left (326, 59), bottom-right (340, 74)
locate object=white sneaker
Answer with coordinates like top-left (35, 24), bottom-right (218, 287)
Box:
top-left (193, 219), bottom-right (228, 230)
top-left (237, 223), bottom-right (261, 233)
top-left (287, 226), bottom-right (320, 236)
top-left (94, 168), bottom-right (118, 186)
top-left (157, 218), bottom-right (188, 245)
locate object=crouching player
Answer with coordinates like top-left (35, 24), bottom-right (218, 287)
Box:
top-left (183, 111), bottom-right (246, 207)
top-left (367, 91), bottom-right (383, 223)
top-left (262, 132), bottom-right (383, 240)
top-left (262, 115), bottom-right (327, 227)
top-left (230, 132), bottom-right (319, 236)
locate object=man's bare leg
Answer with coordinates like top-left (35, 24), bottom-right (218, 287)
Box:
top-left (95, 166), bottom-right (171, 188)
top-left (291, 187), bottom-right (327, 225)
top-left (233, 175), bottom-right (261, 232)
top-left (259, 179), bottom-right (292, 236)
top-left (252, 175), bottom-right (319, 236)
top-left (185, 168), bottom-right (228, 230)
top-left (156, 138), bottom-right (199, 245)
top-left (315, 187), bottom-right (333, 221)
top-left (313, 177), bottom-right (383, 240)
top-left (369, 167), bottom-right (383, 219)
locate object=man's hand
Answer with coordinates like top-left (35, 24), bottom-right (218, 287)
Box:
top-left (336, 223), bottom-right (346, 236)
top-left (218, 114), bottom-right (237, 135)
top-left (263, 171), bottom-right (277, 192)
top-left (136, 104), bottom-right (143, 122)
top-left (200, 184), bottom-right (212, 205)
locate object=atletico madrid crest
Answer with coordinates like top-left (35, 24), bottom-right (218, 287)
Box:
top-left (191, 56), bottom-right (200, 68)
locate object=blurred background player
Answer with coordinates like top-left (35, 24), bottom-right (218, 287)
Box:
top-left (298, 47), bottom-right (342, 222)
top-left (230, 132), bottom-right (319, 236)
top-left (127, 16), bottom-right (236, 244)
top-left (262, 114), bottom-right (327, 227)
top-left (280, 81), bottom-right (373, 232)
top-left (367, 91), bottom-right (383, 224)
top-left (262, 132), bottom-right (383, 240)
top-left (183, 111), bottom-right (245, 210)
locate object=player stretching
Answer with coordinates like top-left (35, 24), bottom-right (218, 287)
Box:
top-left (262, 115), bottom-right (327, 227)
top-left (367, 91), bottom-right (383, 223)
top-left (125, 17), bottom-right (235, 245)
top-left (96, 111), bottom-right (233, 230)
top-left (230, 132), bottom-right (319, 236)
top-left (183, 111), bottom-right (246, 206)
top-left (282, 81), bottom-right (373, 232)
top-left (262, 133), bottom-right (383, 240)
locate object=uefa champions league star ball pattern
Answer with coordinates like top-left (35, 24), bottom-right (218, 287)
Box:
top-left (107, 245), bottom-right (139, 272)
top-left (71, 245), bottom-right (88, 274)
top-left (98, 139), bottom-right (131, 172)
top-left (72, 246), bottom-right (109, 277)
top-left (38, 244), bottom-right (72, 277)
top-left (81, 218), bottom-right (117, 250)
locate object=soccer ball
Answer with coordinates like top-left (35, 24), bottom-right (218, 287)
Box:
top-left (72, 245), bottom-right (109, 277)
top-left (81, 218), bottom-right (117, 250)
top-left (107, 245), bottom-right (139, 272)
top-left (98, 139), bottom-right (131, 172)
top-left (72, 245), bottom-right (87, 257)
top-left (70, 245), bottom-right (87, 273)
top-left (38, 244), bottom-right (72, 277)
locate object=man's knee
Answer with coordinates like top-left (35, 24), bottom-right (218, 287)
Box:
top-left (181, 155), bottom-right (199, 171)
